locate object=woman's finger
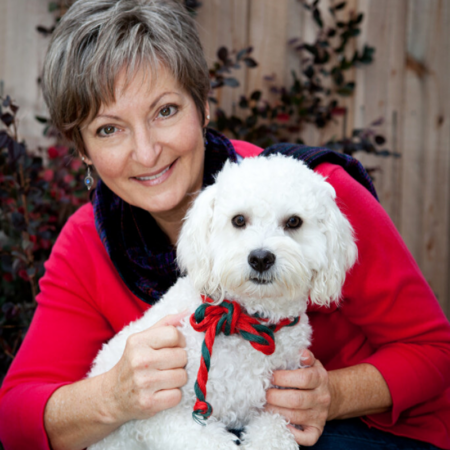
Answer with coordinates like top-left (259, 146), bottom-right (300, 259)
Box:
top-left (153, 311), bottom-right (190, 329)
top-left (265, 403), bottom-right (322, 426)
top-left (150, 347), bottom-right (188, 370)
top-left (149, 388), bottom-right (183, 415)
top-left (287, 423), bottom-right (322, 447)
top-left (133, 323), bottom-right (187, 349)
top-left (149, 368), bottom-right (188, 391)
top-left (300, 348), bottom-right (316, 368)
top-left (272, 367), bottom-right (321, 389)
top-left (266, 387), bottom-right (317, 410)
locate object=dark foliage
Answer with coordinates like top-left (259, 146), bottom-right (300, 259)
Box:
top-left (0, 97), bottom-right (89, 384)
top-left (208, 0), bottom-right (398, 160)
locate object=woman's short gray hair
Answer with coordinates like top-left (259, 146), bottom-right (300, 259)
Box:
top-left (42, 0), bottom-right (210, 156)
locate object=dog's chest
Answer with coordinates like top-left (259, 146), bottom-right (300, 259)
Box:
top-left (180, 314), bottom-right (311, 426)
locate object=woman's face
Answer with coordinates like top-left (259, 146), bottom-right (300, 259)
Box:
top-left (81, 65), bottom-right (209, 223)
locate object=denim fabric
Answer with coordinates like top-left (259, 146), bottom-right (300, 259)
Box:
top-left (229, 419), bottom-right (442, 449)
top-left (309, 418), bottom-right (442, 450)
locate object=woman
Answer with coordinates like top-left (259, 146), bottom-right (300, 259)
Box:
top-left (0, 0), bottom-right (449, 449)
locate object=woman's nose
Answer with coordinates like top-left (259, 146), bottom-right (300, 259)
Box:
top-left (131, 126), bottom-right (163, 166)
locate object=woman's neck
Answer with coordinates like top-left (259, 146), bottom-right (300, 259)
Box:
top-left (150, 191), bottom-right (200, 246)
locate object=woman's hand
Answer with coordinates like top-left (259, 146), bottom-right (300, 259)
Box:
top-left (103, 312), bottom-right (189, 425)
top-left (265, 349), bottom-right (331, 446)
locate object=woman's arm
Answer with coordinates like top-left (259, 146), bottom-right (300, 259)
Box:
top-left (265, 350), bottom-right (392, 446)
top-left (45, 313), bottom-right (188, 450)
top-left (328, 361), bottom-right (392, 420)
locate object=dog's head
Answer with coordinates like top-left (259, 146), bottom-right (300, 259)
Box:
top-left (177, 155), bottom-right (357, 318)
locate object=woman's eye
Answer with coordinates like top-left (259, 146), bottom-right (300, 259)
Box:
top-left (97, 125), bottom-right (117, 137)
top-left (285, 216), bottom-right (303, 230)
top-left (232, 215), bottom-right (246, 228)
top-left (158, 105), bottom-right (178, 118)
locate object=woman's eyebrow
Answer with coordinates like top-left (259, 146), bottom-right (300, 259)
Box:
top-left (94, 91), bottom-right (180, 122)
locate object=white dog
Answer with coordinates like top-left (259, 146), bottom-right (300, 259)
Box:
top-left (88, 154), bottom-right (357, 450)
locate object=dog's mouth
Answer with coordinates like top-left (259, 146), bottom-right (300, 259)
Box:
top-left (249, 277), bottom-right (274, 285)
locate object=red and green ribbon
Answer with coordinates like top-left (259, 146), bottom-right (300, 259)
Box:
top-left (190, 296), bottom-right (300, 425)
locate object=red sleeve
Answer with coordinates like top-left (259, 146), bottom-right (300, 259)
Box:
top-left (320, 163), bottom-right (450, 427)
top-left (0, 206), bottom-right (116, 450)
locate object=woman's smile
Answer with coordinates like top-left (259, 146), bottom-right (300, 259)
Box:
top-left (131, 158), bottom-right (178, 186)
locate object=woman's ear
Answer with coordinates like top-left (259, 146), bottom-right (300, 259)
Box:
top-left (204, 101), bottom-right (210, 127)
top-left (78, 151), bottom-right (93, 166)
top-left (176, 184), bottom-right (218, 293)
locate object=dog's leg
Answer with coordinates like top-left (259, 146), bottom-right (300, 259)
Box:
top-left (239, 411), bottom-right (299, 450)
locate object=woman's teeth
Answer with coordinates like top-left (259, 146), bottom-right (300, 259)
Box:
top-left (135, 165), bottom-right (170, 181)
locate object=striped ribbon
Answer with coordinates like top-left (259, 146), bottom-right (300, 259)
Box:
top-left (189, 296), bottom-right (300, 425)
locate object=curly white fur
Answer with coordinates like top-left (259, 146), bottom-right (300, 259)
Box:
top-left (87, 155), bottom-right (357, 450)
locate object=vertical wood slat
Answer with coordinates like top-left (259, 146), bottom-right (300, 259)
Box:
top-left (416, 0), bottom-right (450, 314)
top-left (0, 0), bottom-right (53, 149)
top-left (195, 0), bottom-right (250, 118)
top-left (353, 0), bottom-right (408, 226)
top-left (247, 0), bottom-right (289, 103)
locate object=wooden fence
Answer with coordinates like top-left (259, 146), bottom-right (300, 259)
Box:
top-left (196, 0), bottom-right (450, 316)
top-left (1, 0), bottom-right (449, 316)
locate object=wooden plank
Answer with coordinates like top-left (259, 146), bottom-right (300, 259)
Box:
top-left (399, 0), bottom-right (431, 265)
top-left (418, 0), bottom-right (450, 313)
top-left (247, 0), bottom-right (289, 103)
top-left (0, 0), bottom-right (54, 149)
top-left (353, 0), bottom-right (408, 225)
top-left (196, 0), bottom-right (250, 118)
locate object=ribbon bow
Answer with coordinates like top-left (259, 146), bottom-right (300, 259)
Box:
top-left (189, 296), bottom-right (299, 424)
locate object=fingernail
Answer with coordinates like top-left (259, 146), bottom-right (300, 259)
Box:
top-left (300, 349), bottom-right (309, 361)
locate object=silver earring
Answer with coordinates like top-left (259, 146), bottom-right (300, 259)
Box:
top-left (81, 158), bottom-right (94, 190)
top-left (207, 114), bottom-right (210, 120)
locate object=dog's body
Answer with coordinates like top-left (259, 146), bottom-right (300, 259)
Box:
top-left (88, 155), bottom-right (357, 450)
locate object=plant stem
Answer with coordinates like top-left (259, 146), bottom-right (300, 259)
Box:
top-left (13, 115), bottom-right (38, 304)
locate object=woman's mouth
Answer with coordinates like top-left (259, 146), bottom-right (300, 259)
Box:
top-left (131, 159), bottom-right (178, 186)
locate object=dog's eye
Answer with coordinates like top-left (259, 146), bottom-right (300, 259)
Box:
top-left (232, 215), bottom-right (246, 228)
top-left (285, 216), bottom-right (303, 230)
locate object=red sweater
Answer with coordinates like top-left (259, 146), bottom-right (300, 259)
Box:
top-left (1, 140), bottom-right (450, 450)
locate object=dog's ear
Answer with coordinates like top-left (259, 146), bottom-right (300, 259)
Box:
top-left (176, 183), bottom-right (218, 293)
top-left (309, 199), bottom-right (358, 307)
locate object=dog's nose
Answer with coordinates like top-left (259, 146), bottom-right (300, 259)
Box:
top-left (248, 249), bottom-right (276, 273)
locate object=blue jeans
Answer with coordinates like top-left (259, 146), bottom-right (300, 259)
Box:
top-left (308, 418), bottom-right (442, 449)
top-left (231, 418), bottom-right (442, 449)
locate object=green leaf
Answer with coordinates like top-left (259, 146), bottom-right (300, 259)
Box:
top-left (244, 57), bottom-right (258, 68)
top-left (245, 115), bottom-right (257, 128)
top-left (217, 46), bottom-right (228, 62)
top-left (303, 44), bottom-right (318, 56)
top-left (236, 47), bottom-right (250, 61)
top-left (354, 12), bottom-right (364, 24)
top-left (223, 77), bottom-right (240, 88)
top-left (336, 81), bottom-right (355, 96)
top-left (35, 116), bottom-right (49, 124)
top-left (313, 8), bottom-right (324, 28)
top-left (48, 2), bottom-right (58, 12)
top-left (239, 97), bottom-right (249, 109)
top-left (250, 91), bottom-right (262, 101)
top-left (340, 57), bottom-right (353, 71)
